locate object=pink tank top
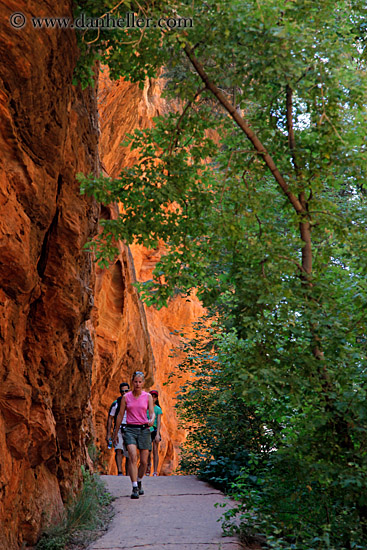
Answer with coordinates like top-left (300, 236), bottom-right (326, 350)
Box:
top-left (125, 391), bottom-right (149, 424)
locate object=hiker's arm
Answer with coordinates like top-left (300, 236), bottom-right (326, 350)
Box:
top-left (155, 412), bottom-right (161, 442)
top-left (106, 414), bottom-right (113, 444)
top-left (147, 395), bottom-right (155, 427)
top-left (113, 397), bottom-right (126, 444)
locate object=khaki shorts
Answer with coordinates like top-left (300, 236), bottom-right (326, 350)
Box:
top-left (123, 425), bottom-right (152, 451)
top-left (114, 430), bottom-right (129, 458)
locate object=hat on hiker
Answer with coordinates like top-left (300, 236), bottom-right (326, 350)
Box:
top-left (150, 390), bottom-right (158, 396)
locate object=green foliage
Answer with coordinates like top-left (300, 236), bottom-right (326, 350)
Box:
top-left (198, 452), bottom-right (252, 494)
top-left (222, 453), bottom-right (367, 550)
top-left (73, 0), bottom-right (194, 88)
top-left (78, 0), bottom-right (367, 547)
top-left (174, 324), bottom-right (275, 482)
top-left (36, 467), bottom-right (113, 550)
top-left (87, 442), bottom-right (102, 467)
top-left (175, 323), bottom-right (367, 548)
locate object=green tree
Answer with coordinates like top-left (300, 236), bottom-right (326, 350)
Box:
top-left (78, 0), bottom-right (367, 546)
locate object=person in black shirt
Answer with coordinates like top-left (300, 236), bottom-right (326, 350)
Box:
top-left (106, 382), bottom-right (130, 475)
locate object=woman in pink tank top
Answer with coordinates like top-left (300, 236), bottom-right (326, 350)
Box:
top-left (113, 371), bottom-right (155, 499)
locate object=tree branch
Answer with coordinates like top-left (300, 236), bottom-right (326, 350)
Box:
top-left (286, 85), bottom-right (301, 177)
top-left (277, 255), bottom-right (306, 273)
top-left (183, 44), bottom-right (304, 215)
top-left (169, 86), bottom-right (207, 154)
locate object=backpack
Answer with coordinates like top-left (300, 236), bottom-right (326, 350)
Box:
top-left (108, 395), bottom-right (122, 428)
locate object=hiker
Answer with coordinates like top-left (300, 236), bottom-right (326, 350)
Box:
top-left (113, 371), bottom-right (155, 499)
top-left (146, 390), bottom-right (163, 476)
top-left (106, 382), bottom-right (130, 476)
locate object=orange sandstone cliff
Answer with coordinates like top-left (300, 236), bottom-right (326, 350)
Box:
top-left (0, 1), bottom-right (101, 547)
top-left (0, 3), bottom-right (203, 548)
top-left (93, 72), bottom-right (205, 476)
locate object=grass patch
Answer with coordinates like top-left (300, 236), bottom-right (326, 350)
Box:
top-left (36, 466), bottom-right (114, 550)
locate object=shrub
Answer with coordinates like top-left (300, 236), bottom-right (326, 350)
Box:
top-left (36, 467), bottom-right (113, 550)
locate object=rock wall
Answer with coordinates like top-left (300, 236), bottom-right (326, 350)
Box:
top-left (131, 243), bottom-right (204, 475)
top-left (89, 205), bottom-right (156, 475)
top-left (0, 4), bottom-right (204, 548)
top-left (95, 72), bottom-right (205, 475)
top-left (0, 1), bottom-right (99, 547)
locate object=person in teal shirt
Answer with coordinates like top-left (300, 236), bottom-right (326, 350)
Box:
top-left (146, 390), bottom-right (163, 476)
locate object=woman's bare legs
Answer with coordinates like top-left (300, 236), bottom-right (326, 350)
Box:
top-left (152, 440), bottom-right (159, 474)
top-left (127, 444), bottom-right (138, 482)
top-left (146, 450), bottom-right (152, 475)
top-left (138, 449), bottom-right (149, 478)
top-left (127, 446), bottom-right (149, 480)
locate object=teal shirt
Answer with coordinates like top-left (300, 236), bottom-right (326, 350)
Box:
top-left (148, 405), bottom-right (162, 431)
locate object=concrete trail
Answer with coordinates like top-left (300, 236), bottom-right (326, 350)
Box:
top-left (88, 475), bottom-right (243, 550)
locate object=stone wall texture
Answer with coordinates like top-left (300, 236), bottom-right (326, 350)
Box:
top-left (93, 72), bottom-right (205, 476)
top-left (0, 1), bottom-right (99, 546)
top-left (0, 4), bottom-right (203, 548)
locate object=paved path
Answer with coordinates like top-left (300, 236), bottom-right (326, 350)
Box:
top-left (88, 475), bottom-right (243, 550)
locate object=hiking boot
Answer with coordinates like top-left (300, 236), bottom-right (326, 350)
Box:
top-left (131, 486), bottom-right (139, 499)
top-left (138, 481), bottom-right (144, 495)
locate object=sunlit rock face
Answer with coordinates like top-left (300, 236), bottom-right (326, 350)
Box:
top-left (96, 72), bottom-right (205, 475)
top-left (130, 243), bottom-right (205, 475)
top-left (89, 204), bottom-right (156, 475)
top-left (0, 1), bottom-right (99, 547)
